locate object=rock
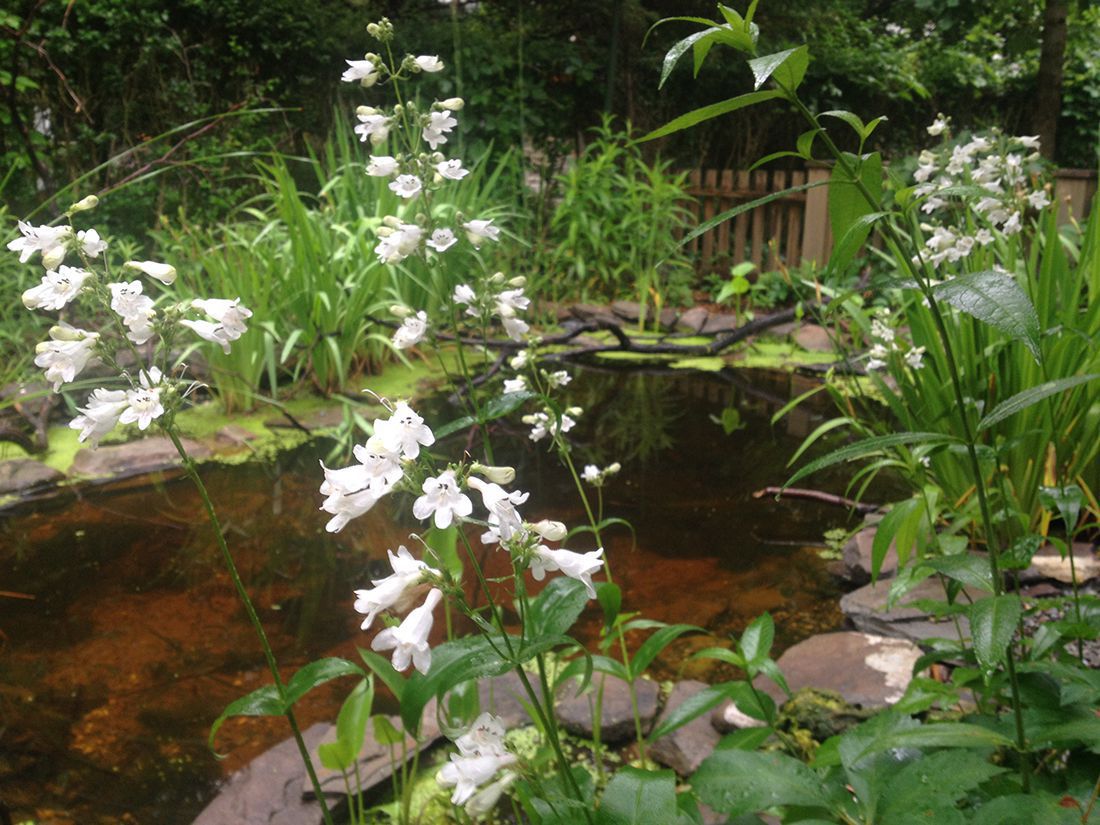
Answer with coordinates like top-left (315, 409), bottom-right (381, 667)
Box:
top-left (1023, 543), bottom-right (1100, 584)
top-left (308, 712), bottom-right (441, 799)
top-left (769, 321), bottom-right (798, 338)
top-left (700, 314), bottom-right (741, 333)
top-left (70, 437), bottom-right (212, 479)
top-left (840, 576), bottom-right (986, 643)
top-left (0, 459), bottom-right (63, 494)
top-left (555, 676), bottom-right (659, 743)
top-left (840, 526), bottom-right (898, 585)
top-left (775, 687), bottom-right (873, 744)
top-left (569, 303), bottom-right (621, 326)
top-left (610, 300), bottom-right (644, 322)
top-left (677, 307), bottom-right (710, 333)
top-left (650, 680), bottom-right (721, 776)
top-left (192, 723), bottom-right (330, 825)
top-left (793, 324), bottom-right (834, 352)
top-left (764, 632), bottom-right (923, 708)
top-left (478, 671), bottom-right (535, 729)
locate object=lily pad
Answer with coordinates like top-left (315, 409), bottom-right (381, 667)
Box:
top-left (670, 357), bottom-right (726, 372)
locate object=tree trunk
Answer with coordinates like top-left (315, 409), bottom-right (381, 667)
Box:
top-left (1033, 0), bottom-right (1069, 160)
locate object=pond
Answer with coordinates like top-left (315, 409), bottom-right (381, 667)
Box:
top-left (0, 366), bottom-right (863, 824)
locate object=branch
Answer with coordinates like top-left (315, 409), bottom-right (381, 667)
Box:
top-left (753, 485), bottom-right (879, 514)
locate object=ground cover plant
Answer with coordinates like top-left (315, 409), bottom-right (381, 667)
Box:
top-left (4, 3), bottom-right (1100, 824)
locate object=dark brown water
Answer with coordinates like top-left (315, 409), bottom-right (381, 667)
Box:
top-left (0, 367), bottom-right (861, 823)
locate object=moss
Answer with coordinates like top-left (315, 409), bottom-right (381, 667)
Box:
top-left (733, 340), bottom-right (839, 370)
top-left (593, 351), bottom-right (675, 363)
top-left (669, 356), bottom-right (726, 372)
top-left (774, 687), bottom-right (874, 760)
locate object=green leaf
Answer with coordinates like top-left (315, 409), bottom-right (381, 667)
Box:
top-left (784, 432), bottom-right (960, 488)
top-left (596, 582), bottom-right (622, 630)
top-left (1039, 484), bottom-right (1085, 534)
top-left (850, 721), bottom-right (1014, 760)
top-left (872, 498), bottom-right (923, 578)
top-left (692, 750), bottom-right (831, 815)
top-left (924, 554), bottom-right (994, 593)
top-left (656, 24), bottom-right (728, 88)
top-left (827, 152), bottom-right (882, 271)
top-left (739, 613), bottom-right (774, 666)
top-left (978, 374), bottom-right (1100, 430)
top-left (932, 271), bottom-right (1041, 361)
top-left (879, 750), bottom-right (1005, 821)
top-left (829, 211), bottom-right (887, 276)
top-left (639, 90), bottom-right (784, 143)
top-left (283, 657), bottom-right (365, 707)
top-left (821, 110), bottom-right (867, 136)
top-left (528, 577), bottom-right (589, 639)
top-left (597, 766), bottom-right (678, 825)
top-left (680, 179), bottom-right (829, 245)
top-left (970, 595), bottom-right (1022, 669)
top-left (630, 624), bottom-right (702, 678)
top-left (648, 684), bottom-right (737, 742)
top-left (208, 684), bottom-right (283, 755)
top-left (357, 648), bottom-right (407, 701)
top-left (481, 390), bottom-right (537, 421)
top-left (318, 677), bottom-right (374, 771)
top-left (748, 46), bottom-right (809, 92)
top-left (424, 524), bottom-right (461, 579)
top-left (400, 635), bottom-right (511, 732)
top-left (433, 414), bottom-right (476, 439)
top-left (373, 715), bottom-right (405, 746)
top-left (971, 795), bottom-right (1081, 825)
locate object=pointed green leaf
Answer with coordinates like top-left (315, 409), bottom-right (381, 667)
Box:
top-left (208, 684), bottom-right (283, 754)
top-left (828, 152), bottom-right (882, 271)
top-left (598, 766), bottom-right (678, 825)
top-left (655, 24), bottom-right (725, 88)
top-left (970, 595), bottom-right (1022, 669)
top-left (284, 657), bottom-right (365, 707)
top-left (872, 498), bottom-right (923, 580)
top-left (748, 47), bottom-right (805, 91)
top-left (357, 648), bottom-right (407, 701)
top-left (739, 612), bottom-right (775, 666)
top-left (639, 90), bottom-right (784, 143)
top-left (630, 623), bottom-right (703, 678)
top-left (680, 179), bottom-right (829, 245)
top-left (784, 432), bottom-right (960, 488)
top-left (978, 374), bottom-right (1100, 430)
top-left (692, 750), bottom-right (831, 815)
top-left (821, 110), bottom-right (866, 136)
top-left (527, 576), bottom-right (589, 639)
top-left (924, 554), bottom-right (994, 593)
top-left (648, 684), bottom-right (737, 742)
top-left (400, 635), bottom-right (511, 732)
top-left (932, 271), bottom-right (1041, 360)
top-left (596, 581), bottom-right (622, 630)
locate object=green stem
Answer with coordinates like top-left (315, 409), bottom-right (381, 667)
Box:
top-left (163, 426), bottom-right (336, 825)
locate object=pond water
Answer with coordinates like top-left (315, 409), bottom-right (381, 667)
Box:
top-left (0, 366), bottom-right (862, 824)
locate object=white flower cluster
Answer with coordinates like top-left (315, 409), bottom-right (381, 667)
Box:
top-left (581, 462), bottom-right (622, 488)
top-left (454, 275), bottom-right (532, 342)
top-left (864, 310), bottom-right (925, 372)
top-left (912, 118), bottom-right (1048, 269)
top-left (8, 204), bottom-right (252, 446)
top-left (438, 713), bottom-right (517, 815)
top-left (328, 400), bottom-right (605, 674)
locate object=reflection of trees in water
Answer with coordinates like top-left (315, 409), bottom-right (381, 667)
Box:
top-left (571, 369), bottom-right (685, 465)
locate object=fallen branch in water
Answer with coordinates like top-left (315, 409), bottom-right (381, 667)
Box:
top-left (753, 485), bottom-right (879, 514)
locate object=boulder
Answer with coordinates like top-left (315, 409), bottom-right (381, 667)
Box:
top-left (192, 723), bottom-right (330, 825)
top-left (793, 324), bottom-right (834, 352)
top-left (0, 459), bottom-right (63, 495)
top-left (555, 675), bottom-right (659, 743)
top-left (677, 306), bottom-right (710, 333)
top-left (1023, 543), bottom-right (1100, 584)
top-left (650, 680), bottom-right (721, 776)
top-left (70, 437), bottom-right (211, 479)
top-left (840, 576), bottom-right (985, 644)
top-left (764, 632), bottom-right (924, 708)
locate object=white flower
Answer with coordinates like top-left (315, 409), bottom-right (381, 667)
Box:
top-left (905, 346), bottom-right (926, 369)
top-left (373, 401), bottom-right (435, 458)
top-left (1027, 189), bottom-right (1050, 210)
top-left (321, 487), bottom-right (381, 533)
top-left (530, 546), bottom-right (604, 598)
top-left (22, 265), bottom-right (91, 311)
top-left (927, 115), bottom-right (949, 136)
top-left (412, 469), bottom-right (473, 529)
top-left (119, 368), bottom-right (165, 431)
top-left (1018, 135), bottom-right (1041, 150)
top-left (495, 288), bottom-right (529, 316)
top-left (192, 297), bottom-right (252, 338)
top-left (531, 519), bottom-right (568, 541)
top-left (353, 546), bottom-right (440, 629)
top-left (453, 283), bottom-right (476, 305)
top-left (464, 772), bottom-right (517, 819)
top-left (414, 55), bottom-right (444, 73)
top-left (7, 221), bottom-right (71, 265)
top-left (69, 388), bottom-right (129, 446)
top-left (546, 370), bottom-right (571, 388)
top-left (1002, 212), bottom-right (1023, 235)
top-left (108, 280), bottom-right (157, 344)
top-left (374, 222), bottom-right (422, 264)
top-left (467, 476), bottom-right (528, 543)
top-left (355, 113), bottom-right (392, 145)
top-left (76, 228), bottom-right (107, 258)
top-left (509, 350), bottom-right (528, 370)
top-left (522, 409), bottom-right (576, 442)
top-left (501, 316), bottom-right (529, 341)
top-left (582, 464), bottom-right (600, 484)
top-left (342, 59), bottom-right (379, 86)
top-left (975, 228), bottom-right (995, 246)
top-left (425, 228), bottom-right (458, 253)
top-left (422, 110), bottom-right (457, 149)
top-left (123, 259), bottom-right (176, 285)
top-left (463, 219), bottom-right (500, 246)
top-left (393, 310), bottom-right (428, 349)
top-left (438, 713), bottom-right (516, 806)
top-left (502, 377), bottom-right (527, 394)
top-left (456, 713), bottom-right (508, 757)
top-left (351, 435), bottom-right (405, 494)
top-left (435, 159), bottom-right (468, 180)
top-left (180, 319), bottom-right (234, 354)
top-left (389, 174), bottom-right (423, 199)
top-left (366, 156), bottom-right (399, 177)
top-left (471, 463), bottom-right (516, 485)
top-left (371, 588), bottom-right (443, 674)
top-left (35, 327), bottom-right (99, 391)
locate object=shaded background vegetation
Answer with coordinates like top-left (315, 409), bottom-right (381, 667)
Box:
top-left (2, 0), bottom-right (1098, 240)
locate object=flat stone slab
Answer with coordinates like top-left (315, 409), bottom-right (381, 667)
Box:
top-left (650, 680), bottom-right (721, 776)
top-left (677, 306), bottom-right (710, 333)
top-left (0, 458), bottom-right (63, 494)
top-left (840, 576), bottom-right (985, 642)
top-left (192, 722), bottom-right (330, 825)
top-left (556, 676), bottom-right (659, 743)
top-left (1024, 543), bottom-right (1099, 584)
top-left (764, 632), bottom-right (923, 708)
top-left (70, 436), bottom-right (211, 479)
top-left (793, 324), bottom-right (833, 352)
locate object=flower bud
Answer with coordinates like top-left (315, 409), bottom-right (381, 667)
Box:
top-left (508, 276), bottom-right (527, 288)
top-left (489, 272), bottom-right (506, 286)
top-left (532, 520), bottom-right (568, 541)
top-left (370, 126), bottom-right (390, 146)
top-left (366, 22), bottom-right (380, 37)
top-left (606, 462), bottom-right (622, 476)
top-left (48, 324), bottom-right (94, 342)
top-left (566, 406), bottom-right (583, 417)
top-left (67, 195), bottom-right (99, 214)
top-left (471, 463), bottom-right (516, 485)
top-left (42, 246), bottom-right (66, 270)
top-left (439, 97), bottom-right (465, 111)
top-left (383, 215), bottom-right (403, 228)
top-left (356, 105), bottom-right (378, 118)
top-left (390, 304), bottom-right (411, 318)
top-left (124, 260), bottom-right (177, 285)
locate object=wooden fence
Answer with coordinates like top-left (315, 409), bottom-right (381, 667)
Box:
top-left (682, 165), bottom-right (1097, 275)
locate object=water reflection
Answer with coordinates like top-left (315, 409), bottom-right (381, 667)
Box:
top-left (0, 366), bottom-right (858, 823)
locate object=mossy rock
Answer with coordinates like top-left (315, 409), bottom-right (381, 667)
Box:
top-left (775, 687), bottom-right (875, 755)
